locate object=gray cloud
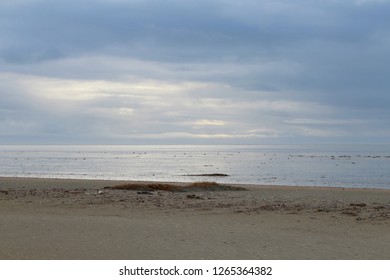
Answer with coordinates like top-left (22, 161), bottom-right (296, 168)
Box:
top-left (1, 0), bottom-right (389, 144)
top-left (2, 0), bottom-right (387, 61)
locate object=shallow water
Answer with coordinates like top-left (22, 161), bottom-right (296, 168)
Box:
top-left (0, 144), bottom-right (389, 189)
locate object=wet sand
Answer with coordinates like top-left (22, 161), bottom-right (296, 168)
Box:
top-left (0, 177), bottom-right (389, 260)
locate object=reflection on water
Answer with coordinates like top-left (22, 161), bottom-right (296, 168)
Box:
top-left (0, 145), bottom-right (389, 189)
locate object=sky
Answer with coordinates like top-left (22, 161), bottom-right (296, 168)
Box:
top-left (1, 0), bottom-right (390, 144)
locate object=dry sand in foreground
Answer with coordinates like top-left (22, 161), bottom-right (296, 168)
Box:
top-left (0, 177), bottom-right (389, 260)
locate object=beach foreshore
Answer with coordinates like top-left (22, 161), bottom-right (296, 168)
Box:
top-left (0, 177), bottom-right (389, 260)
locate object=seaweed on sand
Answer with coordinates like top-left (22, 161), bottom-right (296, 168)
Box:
top-left (104, 181), bottom-right (246, 192)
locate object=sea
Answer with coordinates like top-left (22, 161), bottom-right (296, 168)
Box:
top-left (0, 144), bottom-right (389, 189)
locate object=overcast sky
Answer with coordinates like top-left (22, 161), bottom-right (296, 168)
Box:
top-left (1, 0), bottom-right (389, 144)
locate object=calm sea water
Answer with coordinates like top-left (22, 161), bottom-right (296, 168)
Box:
top-left (0, 145), bottom-right (389, 189)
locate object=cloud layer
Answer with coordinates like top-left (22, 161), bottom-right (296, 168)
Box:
top-left (1, 0), bottom-right (390, 144)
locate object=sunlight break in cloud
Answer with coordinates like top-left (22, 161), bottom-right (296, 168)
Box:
top-left (193, 120), bottom-right (226, 126)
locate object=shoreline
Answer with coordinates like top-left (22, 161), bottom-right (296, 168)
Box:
top-left (1, 177), bottom-right (389, 259)
top-left (1, 176), bottom-right (390, 191)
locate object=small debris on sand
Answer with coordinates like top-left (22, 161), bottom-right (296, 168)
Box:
top-left (350, 203), bottom-right (367, 207)
top-left (186, 194), bottom-right (203, 200)
top-left (137, 191), bottom-right (154, 195)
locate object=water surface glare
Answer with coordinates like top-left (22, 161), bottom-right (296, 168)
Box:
top-left (1, 145), bottom-right (389, 189)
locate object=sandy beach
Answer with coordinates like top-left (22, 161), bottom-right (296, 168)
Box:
top-left (0, 177), bottom-right (389, 260)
